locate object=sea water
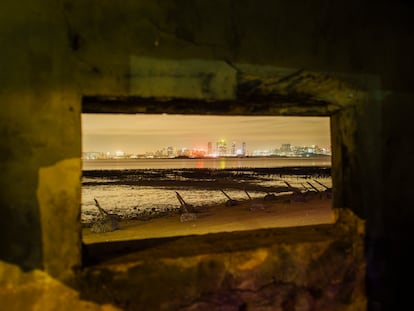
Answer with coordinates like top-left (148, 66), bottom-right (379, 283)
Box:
top-left (82, 157), bottom-right (331, 170)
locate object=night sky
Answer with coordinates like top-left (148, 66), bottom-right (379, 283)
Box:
top-left (82, 114), bottom-right (331, 154)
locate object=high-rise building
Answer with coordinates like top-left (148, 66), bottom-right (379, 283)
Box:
top-left (281, 143), bottom-right (292, 152)
top-left (242, 142), bottom-right (247, 156)
top-left (216, 139), bottom-right (227, 156)
top-left (207, 142), bottom-right (212, 155)
top-left (231, 141), bottom-right (236, 155)
top-left (167, 146), bottom-right (174, 157)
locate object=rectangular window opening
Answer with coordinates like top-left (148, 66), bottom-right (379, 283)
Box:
top-left (81, 113), bottom-right (333, 245)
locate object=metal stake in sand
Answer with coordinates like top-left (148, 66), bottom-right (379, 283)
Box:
top-left (313, 179), bottom-right (332, 199)
top-left (307, 181), bottom-right (320, 193)
top-left (175, 192), bottom-right (197, 222)
top-left (90, 198), bottom-right (121, 233)
top-left (220, 189), bottom-right (238, 206)
top-left (313, 179), bottom-right (331, 190)
top-left (284, 181), bottom-right (307, 203)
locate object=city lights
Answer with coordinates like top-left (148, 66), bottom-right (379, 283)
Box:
top-left (82, 139), bottom-right (331, 160)
top-left (81, 114), bottom-right (331, 158)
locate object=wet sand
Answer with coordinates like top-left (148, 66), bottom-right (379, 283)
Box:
top-left (82, 194), bottom-right (334, 244)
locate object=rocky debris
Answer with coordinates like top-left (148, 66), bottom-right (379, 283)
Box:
top-left (82, 166), bottom-right (332, 183)
top-left (176, 191), bottom-right (197, 222)
top-left (180, 213), bottom-right (197, 222)
top-left (284, 181), bottom-right (307, 203)
top-left (175, 191), bottom-right (195, 213)
top-left (244, 190), bottom-right (266, 211)
top-left (220, 189), bottom-right (238, 206)
top-left (264, 192), bottom-right (277, 201)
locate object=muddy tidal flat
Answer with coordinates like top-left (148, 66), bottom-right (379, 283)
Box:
top-left (82, 166), bottom-right (333, 244)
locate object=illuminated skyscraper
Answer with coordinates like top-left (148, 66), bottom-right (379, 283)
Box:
top-left (231, 141), bottom-right (236, 155)
top-left (242, 142), bottom-right (246, 156)
top-left (281, 143), bottom-right (292, 152)
top-left (216, 139), bottom-right (227, 156)
top-left (167, 146), bottom-right (174, 157)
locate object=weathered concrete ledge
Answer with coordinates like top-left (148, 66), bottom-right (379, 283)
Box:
top-left (78, 208), bottom-right (365, 310)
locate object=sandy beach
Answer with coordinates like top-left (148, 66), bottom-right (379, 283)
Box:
top-left (82, 192), bottom-right (333, 244)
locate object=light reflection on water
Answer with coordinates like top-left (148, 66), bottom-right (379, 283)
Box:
top-left (83, 157), bottom-right (331, 170)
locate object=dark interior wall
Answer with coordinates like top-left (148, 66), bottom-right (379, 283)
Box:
top-left (0, 0), bottom-right (82, 275)
top-left (372, 92), bottom-right (414, 309)
top-left (61, 0), bottom-right (413, 93)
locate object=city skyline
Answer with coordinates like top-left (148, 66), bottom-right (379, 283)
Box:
top-left (82, 114), bottom-right (331, 154)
